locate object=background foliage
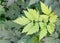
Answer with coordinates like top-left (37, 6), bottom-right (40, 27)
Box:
top-left (0, 0), bottom-right (60, 43)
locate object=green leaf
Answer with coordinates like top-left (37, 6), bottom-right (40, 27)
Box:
top-left (31, 37), bottom-right (39, 43)
top-left (40, 2), bottom-right (52, 15)
top-left (44, 0), bottom-right (53, 6)
top-left (22, 22), bottom-right (33, 33)
top-left (0, 40), bottom-right (11, 43)
top-left (27, 22), bottom-right (39, 35)
top-left (56, 20), bottom-right (60, 33)
top-left (43, 37), bottom-right (60, 43)
top-left (5, 21), bottom-right (21, 30)
top-left (29, 0), bottom-right (39, 6)
top-left (14, 16), bottom-right (30, 25)
top-left (18, 39), bottom-right (27, 43)
top-left (6, 0), bottom-right (17, 7)
top-left (39, 22), bottom-right (47, 40)
top-left (47, 23), bottom-right (55, 34)
top-left (0, 5), bottom-right (5, 16)
top-left (0, 21), bottom-right (5, 30)
top-left (50, 32), bottom-right (58, 38)
top-left (5, 3), bottom-right (20, 19)
top-left (0, 1), bottom-right (1, 4)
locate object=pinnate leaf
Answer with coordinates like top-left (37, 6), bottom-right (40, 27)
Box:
top-left (49, 12), bottom-right (57, 23)
top-left (14, 16), bottom-right (30, 25)
top-left (39, 28), bottom-right (47, 40)
top-left (27, 22), bottom-right (39, 35)
top-left (24, 11), bottom-right (33, 21)
top-left (22, 22), bottom-right (33, 33)
top-left (28, 9), bottom-right (39, 21)
top-left (47, 23), bottom-right (55, 34)
top-left (41, 2), bottom-right (52, 15)
top-left (39, 22), bottom-right (47, 40)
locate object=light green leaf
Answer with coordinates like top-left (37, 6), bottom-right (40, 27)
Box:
top-left (27, 22), bottom-right (39, 35)
top-left (39, 27), bottom-right (47, 40)
top-left (39, 15), bottom-right (49, 22)
top-left (39, 22), bottom-right (47, 29)
top-left (47, 23), bottom-right (55, 34)
top-left (40, 2), bottom-right (52, 15)
top-left (49, 12), bottom-right (57, 23)
top-left (39, 22), bottom-right (47, 40)
top-left (28, 9), bottom-right (39, 21)
top-left (22, 22), bottom-right (33, 33)
top-left (14, 16), bottom-right (30, 25)
top-left (24, 11), bottom-right (33, 21)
